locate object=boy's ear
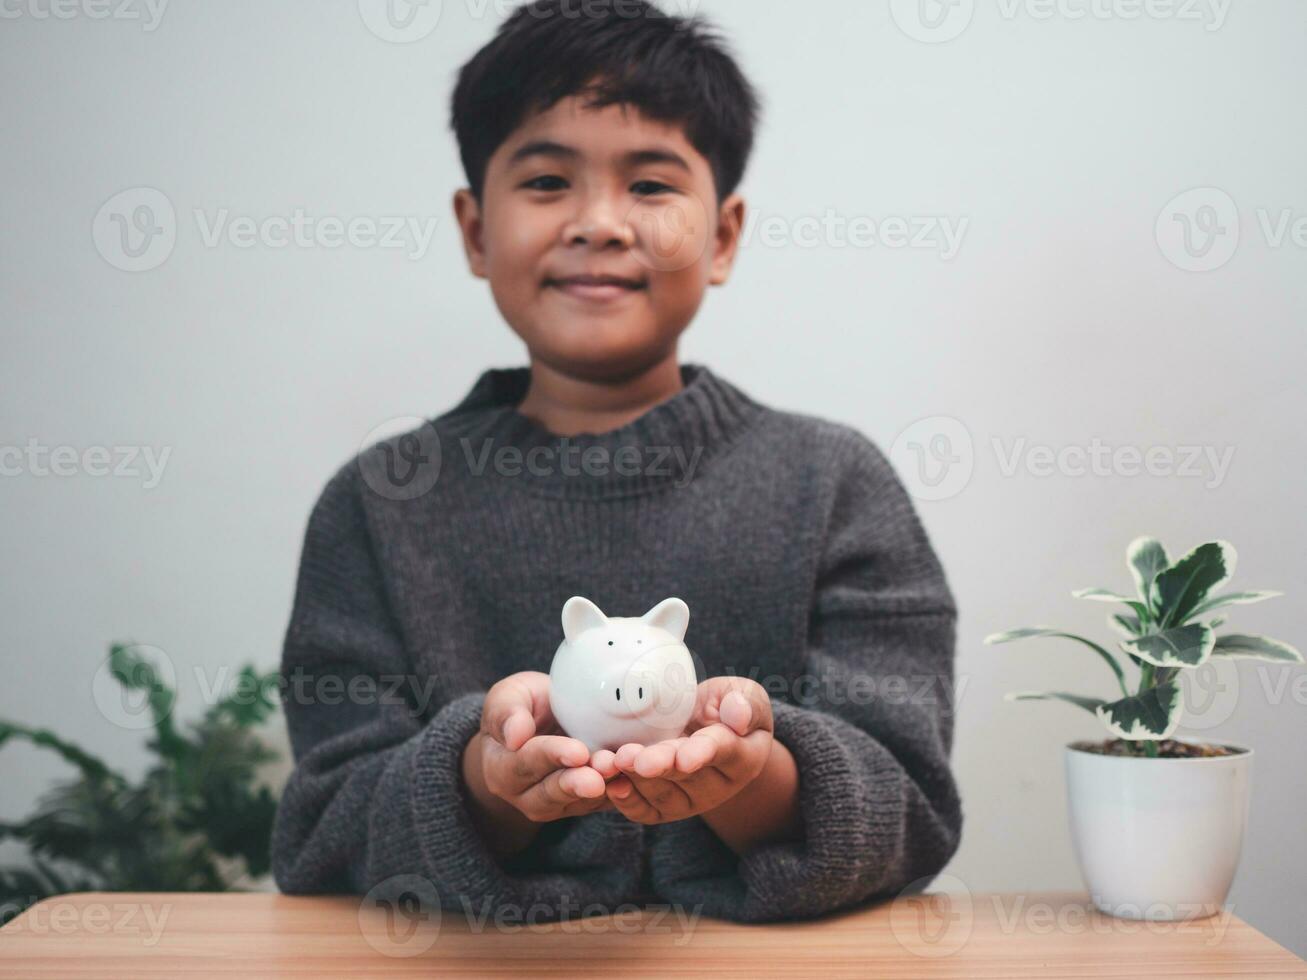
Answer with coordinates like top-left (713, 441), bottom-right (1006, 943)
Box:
top-left (641, 597), bottom-right (689, 641)
top-left (452, 187), bottom-right (488, 280)
top-left (708, 192), bottom-right (746, 287)
top-left (562, 596), bottom-right (609, 641)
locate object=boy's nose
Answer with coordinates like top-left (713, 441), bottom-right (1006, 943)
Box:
top-left (562, 197), bottom-right (635, 249)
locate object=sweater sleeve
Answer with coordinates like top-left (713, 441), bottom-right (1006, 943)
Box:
top-left (270, 461), bottom-right (644, 916)
top-left (646, 431), bottom-right (963, 922)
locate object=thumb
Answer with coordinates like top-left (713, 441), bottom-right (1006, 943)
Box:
top-left (693, 677), bottom-right (773, 737)
top-left (719, 690), bottom-right (753, 736)
top-left (483, 671), bottom-right (551, 751)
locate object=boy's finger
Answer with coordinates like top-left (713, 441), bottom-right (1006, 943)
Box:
top-left (606, 776), bottom-right (659, 823)
top-left (674, 731), bottom-right (721, 773)
top-left (718, 690), bottom-right (753, 736)
top-left (573, 794), bottom-right (617, 817)
top-left (613, 742), bottom-right (646, 771)
top-left (680, 723), bottom-right (744, 772)
top-left (590, 748), bottom-right (620, 778)
top-left (483, 734), bottom-right (587, 795)
top-left (695, 678), bottom-right (773, 737)
top-left (518, 764), bottom-right (606, 818)
top-left (510, 734), bottom-right (591, 785)
top-left (632, 739), bottom-right (684, 779)
top-left (627, 773), bottom-right (692, 815)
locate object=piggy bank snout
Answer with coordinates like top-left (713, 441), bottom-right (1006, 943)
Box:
top-left (605, 654), bottom-right (695, 722)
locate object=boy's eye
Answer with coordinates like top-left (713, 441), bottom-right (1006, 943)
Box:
top-left (522, 175), bottom-right (567, 192)
top-left (521, 177), bottom-right (674, 196)
top-left (631, 180), bottom-right (674, 197)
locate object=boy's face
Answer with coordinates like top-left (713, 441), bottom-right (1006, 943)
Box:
top-left (454, 95), bottom-right (744, 380)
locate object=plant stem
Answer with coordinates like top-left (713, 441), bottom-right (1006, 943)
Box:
top-left (1138, 662), bottom-right (1155, 695)
top-left (1132, 662), bottom-right (1161, 756)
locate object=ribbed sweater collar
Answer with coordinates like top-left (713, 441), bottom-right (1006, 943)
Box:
top-left (439, 362), bottom-right (765, 499)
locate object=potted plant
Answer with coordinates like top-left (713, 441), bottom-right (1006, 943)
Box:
top-left (985, 537), bottom-right (1301, 921)
top-left (0, 643), bottom-right (282, 924)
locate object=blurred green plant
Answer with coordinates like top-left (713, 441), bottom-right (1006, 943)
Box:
top-left (0, 643), bottom-right (280, 923)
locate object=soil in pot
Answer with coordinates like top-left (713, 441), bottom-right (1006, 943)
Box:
top-left (1069, 738), bottom-right (1244, 758)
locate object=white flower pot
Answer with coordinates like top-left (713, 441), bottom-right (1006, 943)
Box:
top-left (1064, 740), bottom-right (1252, 921)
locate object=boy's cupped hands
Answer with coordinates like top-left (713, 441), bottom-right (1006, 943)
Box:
top-left (469, 672), bottom-right (774, 830)
top-left (590, 676), bottom-right (774, 825)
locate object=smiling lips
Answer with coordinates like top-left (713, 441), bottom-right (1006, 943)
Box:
top-left (546, 273), bottom-right (647, 303)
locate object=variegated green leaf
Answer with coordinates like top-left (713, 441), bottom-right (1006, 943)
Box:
top-left (1096, 683), bottom-right (1182, 740)
top-left (1189, 591), bottom-right (1282, 619)
top-left (1120, 624), bottom-right (1215, 667)
top-left (1109, 612), bottom-right (1142, 638)
top-left (1074, 588), bottom-right (1134, 602)
top-left (984, 627), bottom-right (1128, 696)
top-left (1072, 589), bottom-right (1149, 621)
top-left (1212, 633), bottom-right (1303, 663)
top-left (1004, 691), bottom-right (1106, 715)
top-left (1151, 541), bottom-right (1236, 626)
top-left (1127, 537), bottom-right (1169, 604)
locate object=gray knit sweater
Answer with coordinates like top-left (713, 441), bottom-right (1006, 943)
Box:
top-left (270, 362), bottom-right (962, 923)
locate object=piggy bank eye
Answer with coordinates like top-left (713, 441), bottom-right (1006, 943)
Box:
top-left (607, 640), bottom-right (614, 646)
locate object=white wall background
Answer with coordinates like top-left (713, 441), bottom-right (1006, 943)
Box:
top-left (2, 0), bottom-right (1304, 958)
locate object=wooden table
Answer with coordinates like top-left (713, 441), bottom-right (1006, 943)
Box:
top-left (1, 890), bottom-right (1302, 978)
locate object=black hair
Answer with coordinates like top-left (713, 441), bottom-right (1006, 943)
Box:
top-left (449, 0), bottom-right (761, 206)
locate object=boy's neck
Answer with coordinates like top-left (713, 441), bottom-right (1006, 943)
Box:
top-left (514, 352), bottom-right (685, 437)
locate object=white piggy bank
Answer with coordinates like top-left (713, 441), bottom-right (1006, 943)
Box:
top-left (548, 596), bottom-right (699, 753)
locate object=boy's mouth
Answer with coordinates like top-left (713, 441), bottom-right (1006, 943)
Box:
top-left (545, 273), bottom-right (648, 303)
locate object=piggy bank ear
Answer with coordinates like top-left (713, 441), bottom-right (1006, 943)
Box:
top-left (641, 597), bottom-right (689, 641)
top-left (562, 596), bottom-right (609, 641)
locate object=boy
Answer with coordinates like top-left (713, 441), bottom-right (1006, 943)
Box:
top-left (271, 0), bottom-right (962, 923)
